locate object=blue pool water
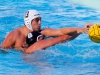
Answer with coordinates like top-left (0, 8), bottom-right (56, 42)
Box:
top-left (0, 0), bottom-right (100, 75)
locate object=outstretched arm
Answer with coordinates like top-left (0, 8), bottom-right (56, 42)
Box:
top-left (41, 23), bottom-right (91, 37)
top-left (41, 28), bottom-right (81, 37)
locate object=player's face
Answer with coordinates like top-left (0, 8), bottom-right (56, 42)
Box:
top-left (31, 17), bottom-right (41, 31)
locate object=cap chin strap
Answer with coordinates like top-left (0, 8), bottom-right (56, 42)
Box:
top-left (24, 17), bottom-right (33, 31)
top-left (25, 24), bottom-right (33, 31)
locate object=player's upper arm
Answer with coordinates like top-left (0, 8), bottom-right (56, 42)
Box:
top-left (41, 28), bottom-right (63, 37)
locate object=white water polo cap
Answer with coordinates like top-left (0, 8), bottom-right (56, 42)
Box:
top-left (24, 10), bottom-right (41, 31)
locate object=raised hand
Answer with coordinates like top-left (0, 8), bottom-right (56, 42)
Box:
top-left (77, 28), bottom-right (89, 34)
top-left (84, 23), bottom-right (93, 28)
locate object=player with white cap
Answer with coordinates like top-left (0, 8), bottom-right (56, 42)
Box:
top-left (24, 10), bottom-right (41, 31)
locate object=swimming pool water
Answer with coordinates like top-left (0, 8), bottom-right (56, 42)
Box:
top-left (0, 0), bottom-right (100, 75)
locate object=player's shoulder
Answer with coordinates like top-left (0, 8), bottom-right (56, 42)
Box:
top-left (9, 28), bottom-right (21, 37)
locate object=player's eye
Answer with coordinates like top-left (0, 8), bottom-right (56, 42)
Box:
top-left (35, 17), bottom-right (41, 22)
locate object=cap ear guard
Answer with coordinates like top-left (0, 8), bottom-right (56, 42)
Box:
top-left (24, 10), bottom-right (41, 31)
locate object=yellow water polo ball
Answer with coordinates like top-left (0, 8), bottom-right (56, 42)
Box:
top-left (88, 24), bottom-right (100, 43)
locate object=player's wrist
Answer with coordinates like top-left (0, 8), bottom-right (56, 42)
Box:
top-left (77, 28), bottom-right (82, 34)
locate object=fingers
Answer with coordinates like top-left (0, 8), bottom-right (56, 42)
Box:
top-left (84, 28), bottom-right (89, 33)
top-left (83, 23), bottom-right (93, 34)
top-left (78, 28), bottom-right (89, 34)
top-left (82, 28), bottom-right (90, 34)
top-left (84, 23), bottom-right (93, 28)
top-left (1, 46), bottom-right (12, 49)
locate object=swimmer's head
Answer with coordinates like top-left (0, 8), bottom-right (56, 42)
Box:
top-left (24, 10), bottom-right (41, 31)
top-left (26, 31), bottom-right (44, 46)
